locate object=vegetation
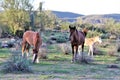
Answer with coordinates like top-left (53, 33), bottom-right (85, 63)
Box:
top-left (2, 55), bottom-right (33, 73)
top-left (0, 38), bottom-right (120, 79)
top-left (0, 1), bottom-right (120, 79)
top-left (0, 0), bottom-right (119, 38)
top-left (1, 0), bottom-right (33, 35)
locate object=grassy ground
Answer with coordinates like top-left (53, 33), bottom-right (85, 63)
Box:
top-left (0, 31), bottom-right (120, 80)
top-left (0, 43), bottom-right (120, 80)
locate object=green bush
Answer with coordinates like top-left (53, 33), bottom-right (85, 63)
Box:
top-left (55, 33), bottom-right (69, 43)
top-left (86, 31), bottom-right (101, 38)
top-left (15, 30), bottom-right (24, 38)
top-left (2, 55), bottom-right (33, 73)
top-left (56, 36), bottom-right (67, 43)
top-left (101, 33), bottom-right (110, 39)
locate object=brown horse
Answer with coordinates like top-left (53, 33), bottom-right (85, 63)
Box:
top-left (69, 25), bottom-right (88, 62)
top-left (22, 31), bottom-right (42, 63)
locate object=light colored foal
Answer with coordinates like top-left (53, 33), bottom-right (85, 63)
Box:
top-left (84, 36), bottom-right (102, 57)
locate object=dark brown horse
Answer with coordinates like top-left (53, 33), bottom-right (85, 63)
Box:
top-left (22, 31), bottom-right (42, 63)
top-left (69, 25), bottom-right (88, 62)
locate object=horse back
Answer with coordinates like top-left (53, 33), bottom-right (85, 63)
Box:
top-left (85, 38), bottom-right (94, 46)
top-left (78, 31), bottom-right (85, 43)
top-left (23, 31), bottom-right (42, 46)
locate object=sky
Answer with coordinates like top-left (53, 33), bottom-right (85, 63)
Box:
top-left (32, 0), bottom-right (120, 15)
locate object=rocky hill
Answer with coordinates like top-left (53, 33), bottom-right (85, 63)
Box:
top-left (52, 11), bottom-right (120, 23)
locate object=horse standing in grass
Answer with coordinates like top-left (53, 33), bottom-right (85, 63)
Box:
top-left (69, 25), bottom-right (88, 62)
top-left (84, 36), bottom-right (102, 57)
top-left (22, 31), bottom-right (42, 63)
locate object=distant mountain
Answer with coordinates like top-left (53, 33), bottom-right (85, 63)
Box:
top-left (79, 14), bottom-right (120, 24)
top-left (52, 11), bottom-right (120, 23)
top-left (52, 11), bottom-right (84, 18)
top-left (52, 11), bottom-right (84, 22)
top-left (103, 14), bottom-right (120, 22)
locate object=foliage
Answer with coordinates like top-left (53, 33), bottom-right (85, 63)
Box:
top-left (1, 0), bottom-right (33, 34)
top-left (86, 31), bottom-right (101, 38)
top-left (56, 35), bottom-right (67, 43)
top-left (2, 55), bottom-right (33, 73)
top-left (54, 33), bottom-right (69, 43)
top-left (0, 12), bottom-right (10, 37)
top-left (104, 19), bottom-right (120, 35)
top-left (36, 9), bottom-right (59, 31)
top-left (60, 21), bottom-right (70, 30)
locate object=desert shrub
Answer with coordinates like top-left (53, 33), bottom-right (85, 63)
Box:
top-left (75, 52), bottom-right (94, 64)
top-left (107, 47), bottom-right (117, 56)
top-left (86, 31), bottom-right (101, 38)
top-left (15, 30), bottom-right (24, 38)
top-left (39, 44), bottom-right (48, 59)
top-left (93, 47), bottom-right (103, 55)
top-left (56, 35), bottom-right (67, 43)
top-left (58, 43), bottom-right (71, 55)
top-left (2, 55), bottom-right (33, 73)
top-left (55, 33), bottom-right (69, 43)
top-left (101, 33), bottom-right (110, 39)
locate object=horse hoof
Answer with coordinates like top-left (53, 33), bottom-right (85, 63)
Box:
top-left (71, 60), bottom-right (74, 63)
top-left (71, 60), bottom-right (75, 63)
top-left (36, 60), bottom-right (39, 63)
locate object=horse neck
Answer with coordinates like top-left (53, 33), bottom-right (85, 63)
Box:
top-left (93, 37), bottom-right (100, 44)
top-left (74, 29), bottom-right (79, 38)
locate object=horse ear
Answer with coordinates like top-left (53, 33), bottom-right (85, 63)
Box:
top-left (73, 26), bottom-right (76, 29)
top-left (69, 25), bottom-right (71, 29)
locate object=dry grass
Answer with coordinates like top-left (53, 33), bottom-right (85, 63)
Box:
top-left (57, 43), bottom-right (71, 55)
top-left (75, 52), bottom-right (94, 64)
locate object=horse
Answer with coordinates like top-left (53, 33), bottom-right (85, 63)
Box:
top-left (84, 36), bottom-right (102, 57)
top-left (22, 30), bottom-right (42, 63)
top-left (69, 25), bottom-right (88, 62)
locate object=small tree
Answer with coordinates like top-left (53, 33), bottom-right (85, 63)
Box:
top-left (105, 18), bottom-right (120, 37)
top-left (1, 0), bottom-right (33, 34)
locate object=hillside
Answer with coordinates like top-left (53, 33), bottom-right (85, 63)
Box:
top-left (79, 14), bottom-right (120, 24)
top-left (52, 11), bottom-right (120, 23)
top-left (52, 11), bottom-right (84, 22)
top-left (52, 11), bottom-right (84, 18)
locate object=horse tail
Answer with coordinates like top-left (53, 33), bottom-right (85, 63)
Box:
top-left (82, 28), bottom-right (88, 37)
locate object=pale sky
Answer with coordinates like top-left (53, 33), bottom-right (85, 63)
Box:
top-left (33, 0), bottom-right (120, 15)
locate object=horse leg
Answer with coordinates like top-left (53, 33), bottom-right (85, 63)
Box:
top-left (81, 44), bottom-right (84, 52)
top-left (71, 45), bottom-right (74, 63)
top-left (32, 49), bottom-right (38, 63)
top-left (75, 45), bottom-right (78, 61)
top-left (25, 43), bottom-right (30, 57)
top-left (36, 56), bottom-right (39, 63)
top-left (78, 46), bottom-right (81, 55)
top-left (81, 44), bottom-right (84, 60)
top-left (22, 41), bottom-right (27, 57)
top-left (33, 54), bottom-right (38, 63)
top-left (90, 46), bottom-right (94, 57)
top-left (88, 46), bottom-right (91, 56)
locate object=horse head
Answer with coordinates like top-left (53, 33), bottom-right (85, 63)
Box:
top-left (69, 25), bottom-right (76, 41)
top-left (69, 25), bottom-right (76, 34)
top-left (95, 36), bottom-right (102, 44)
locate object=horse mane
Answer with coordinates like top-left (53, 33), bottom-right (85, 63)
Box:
top-left (82, 28), bottom-right (88, 37)
top-left (34, 32), bottom-right (40, 52)
top-left (36, 32), bottom-right (40, 38)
